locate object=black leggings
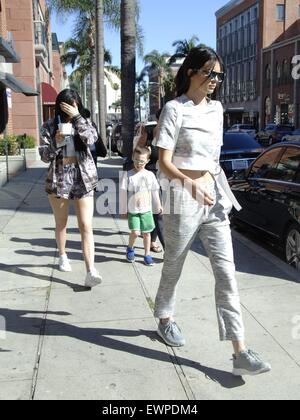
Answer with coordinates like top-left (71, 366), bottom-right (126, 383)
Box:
top-left (151, 212), bottom-right (165, 249)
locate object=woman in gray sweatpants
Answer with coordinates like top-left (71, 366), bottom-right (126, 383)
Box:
top-left (154, 47), bottom-right (271, 377)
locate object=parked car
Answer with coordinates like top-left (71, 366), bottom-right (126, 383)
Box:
top-left (227, 124), bottom-right (257, 138)
top-left (256, 124), bottom-right (294, 147)
top-left (229, 142), bottom-right (300, 270)
top-left (220, 132), bottom-right (263, 178)
top-left (282, 128), bottom-right (300, 142)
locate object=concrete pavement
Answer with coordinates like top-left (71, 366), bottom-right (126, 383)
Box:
top-left (0, 157), bottom-right (300, 400)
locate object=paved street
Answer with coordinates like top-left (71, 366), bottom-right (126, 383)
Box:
top-left (0, 157), bottom-right (300, 400)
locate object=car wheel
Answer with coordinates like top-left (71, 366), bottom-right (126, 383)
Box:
top-left (285, 224), bottom-right (300, 271)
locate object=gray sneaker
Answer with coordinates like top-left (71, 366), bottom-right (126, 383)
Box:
top-left (157, 320), bottom-right (186, 347)
top-left (232, 349), bottom-right (271, 376)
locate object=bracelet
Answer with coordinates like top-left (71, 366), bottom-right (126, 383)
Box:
top-left (72, 114), bottom-right (81, 121)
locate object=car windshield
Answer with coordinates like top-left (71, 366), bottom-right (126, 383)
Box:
top-left (222, 133), bottom-right (261, 151)
top-left (240, 125), bottom-right (255, 129)
top-left (278, 126), bottom-right (293, 132)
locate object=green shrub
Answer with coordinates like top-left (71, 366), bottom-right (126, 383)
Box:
top-left (0, 135), bottom-right (20, 156)
top-left (17, 135), bottom-right (36, 149)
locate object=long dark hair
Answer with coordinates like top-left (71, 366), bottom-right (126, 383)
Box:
top-left (54, 89), bottom-right (87, 152)
top-left (175, 47), bottom-right (225, 97)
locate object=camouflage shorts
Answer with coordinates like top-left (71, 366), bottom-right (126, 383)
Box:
top-left (56, 163), bottom-right (94, 200)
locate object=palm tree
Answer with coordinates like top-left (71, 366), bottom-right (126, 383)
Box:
top-left (61, 33), bottom-right (114, 109)
top-left (136, 69), bottom-right (147, 121)
top-left (121, 0), bottom-right (137, 158)
top-left (169, 36), bottom-right (206, 64)
top-left (143, 50), bottom-right (172, 108)
top-left (48, 0), bottom-right (120, 133)
top-left (96, 0), bottom-right (106, 143)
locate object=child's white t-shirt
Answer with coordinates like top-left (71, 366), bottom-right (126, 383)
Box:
top-left (120, 169), bottom-right (160, 214)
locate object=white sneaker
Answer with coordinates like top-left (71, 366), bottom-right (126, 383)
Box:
top-left (58, 254), bottom-right (72, 272)
top-left (84, 269), bottom-right (102, 288)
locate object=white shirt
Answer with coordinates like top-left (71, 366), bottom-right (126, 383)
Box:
top-left (120, 169), bottom-right (160, 214)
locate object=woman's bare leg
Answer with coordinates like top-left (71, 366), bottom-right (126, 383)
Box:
top-left (74, 196), bottom-right (95, 272)
top-left (48, 195), bottom-right (69, 256)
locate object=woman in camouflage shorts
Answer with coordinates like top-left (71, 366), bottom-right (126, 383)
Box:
top-left (39, 89), bottom-right (103, 288)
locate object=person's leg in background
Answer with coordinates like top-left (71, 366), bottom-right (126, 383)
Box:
top-left (152, 212), bottom-right (165, 250)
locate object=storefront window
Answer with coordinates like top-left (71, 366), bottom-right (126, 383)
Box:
top-left (0, 87), bottom-right (8, 134)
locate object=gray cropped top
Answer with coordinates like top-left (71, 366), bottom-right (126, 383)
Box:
top-left (156, 94), bottom-right (223, 174)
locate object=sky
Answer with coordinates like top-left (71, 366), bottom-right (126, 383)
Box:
top-left (50, 0), bottom-right (227, 73)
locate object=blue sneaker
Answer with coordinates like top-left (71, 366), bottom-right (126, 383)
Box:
top-left (126, 247), bottom-right (135, 262)
top-left (144, 255), bottom-right (154, 266)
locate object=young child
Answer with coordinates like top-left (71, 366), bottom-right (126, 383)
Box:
top-left (120, 147), bottom-right (163, 266)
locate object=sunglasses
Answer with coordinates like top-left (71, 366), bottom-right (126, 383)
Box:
top-left (133, 159), bottom-right (148, 165)
top-left (194, 69), bottom-right (225, 83)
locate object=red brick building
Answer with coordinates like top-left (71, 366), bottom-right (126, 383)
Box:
top-left (216, 0), bottom-right (300, 129)
top-left (262, 18), bottom-right (300, 127)
top-left (0, 0), bottom-right (37, 135)
top-left (0, 0), bottom-right (67, 142)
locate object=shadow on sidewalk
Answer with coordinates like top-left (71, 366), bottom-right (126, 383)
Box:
top-left (10, 236), bottom-right (156, 266)
top-left (191, 233), bottom-right (298, 284)
top-left (0, 263), bottom-right (87, 291)
top-left (0, 307), bottom-right (245, 390)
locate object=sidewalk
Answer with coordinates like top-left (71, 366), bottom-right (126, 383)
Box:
top-left (0, 157), bottom-right (300, 400)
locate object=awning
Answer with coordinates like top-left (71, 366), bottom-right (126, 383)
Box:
top-left (0, 36), bottom-right (20, 63)
top-left (41, 82), bottom-right (57, 105)
top-left (0, 72), bottom-right (38, 96)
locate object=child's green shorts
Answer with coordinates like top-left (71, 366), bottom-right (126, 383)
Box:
top-left (128, 211), bottom-right (155, 233)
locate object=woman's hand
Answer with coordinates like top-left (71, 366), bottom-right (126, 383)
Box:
top-left (55, 131), bottom-right (65, 144)
top-left (60, 102), bottom-right (79, 118)
top-left (191, 180), bottom-right (215, 206)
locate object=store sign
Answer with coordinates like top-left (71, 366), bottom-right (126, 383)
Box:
top-left (278, 93), bottom-right (290, 102)
top-left (6, 88), bottom-right (12, 109)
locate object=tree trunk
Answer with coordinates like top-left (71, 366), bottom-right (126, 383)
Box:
top-left (91, 54), bottom-right (97, 125)
top-left (121, 0), bottom-right (136, 158)
top-left (96, 0), bottom-right (107, 144)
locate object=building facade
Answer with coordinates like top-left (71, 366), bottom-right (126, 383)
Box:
top-left (0, 0), bottom-right (66, 142)
top-left (0, 0), bottom-right (37, 136)
top-left (262, 19), bottom-right (300, 127)
top-left (216, 0), bottom-right (300, 129)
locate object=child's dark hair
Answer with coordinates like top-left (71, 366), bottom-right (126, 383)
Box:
top-left (133, 146), bottom-right (151, 160)
top-left (175, 47), bottom-right (225, 97)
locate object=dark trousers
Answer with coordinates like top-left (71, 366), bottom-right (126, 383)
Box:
top-left (151, 212), bottom-right (165, 249)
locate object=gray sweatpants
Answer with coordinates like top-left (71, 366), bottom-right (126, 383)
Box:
top-left (154, 181), bottom-right (245, 342)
